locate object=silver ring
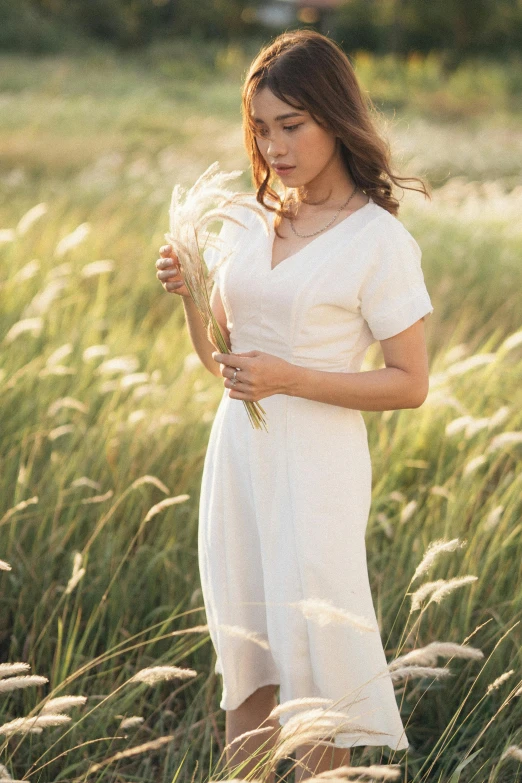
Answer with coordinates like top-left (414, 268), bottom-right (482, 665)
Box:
top-left (231, 369), bottom-right (238, 385)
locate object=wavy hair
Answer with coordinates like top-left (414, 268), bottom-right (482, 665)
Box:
top-left (241, 29), bottom-right (431, 233)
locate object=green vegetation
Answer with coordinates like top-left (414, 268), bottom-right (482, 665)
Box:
top-left (0, 50), bottom-right (521, 782)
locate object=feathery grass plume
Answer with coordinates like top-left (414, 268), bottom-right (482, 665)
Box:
top-left (16, 202), bottom-right (47, 235)
top-left (169, 624), bottom-right (209, 636)
top-left (144, 495), bottom-right (190, 522)
top-left (0, 713), bottom-right (71, 736)
top-left (463, 455), bottom-right (487, 476)
top-left (0, 229), bottom-right (15, 244)
top-left (273, 709), bottom-right (385, 760)
top-left (0, 761), bottom-right (29, 782)
top-left (388, 665), bottom-right (452, 682)
top-left (3, 317), bottom-right (43, 343)
top-left (0, 663), bottom-right (30, 678)
top-left (292, 598), bottom-right (377, 632)
top-left (48, 424), bottom-right (75, 441)
top-left (485, 505), bottom-right (504, 529)
top-left (399, 500), bottom-right (417, 524)
top-left (47, 397), bottom-right (88, 416)
top-left (486, 432), bottom-right (522, 452)
top-left (118, 715), bottom-right (145, 730)
top-left (165, 161), bottom-right (270, 431)
top-left (82, 345), bottom-right (109, 361)
top-left (217, 624), bottom-right (270, 650)
top-left (0, 559), bottom-right (11, 571)
top-left (223, 725), bottom-right (274, 752)
top-left (411, 538), bottom-right (466, 583)
top-left (428, 575), bottom-right (478, 605)
top-left (465, 417), bottom-right (490, 437)
top-left (127, 665), bottom-right (197, 685)
top-left (97, 356), bottom-right (139, 375)
top-left (46, 343), bottom-right (72, 366)
top-left (65, 553), bottom-right (86, 595)
top-left (70, 477), bottom-right (102, 490)
top-left (489, 405), bottom-right (510, 428)
top-left (85, 734), bottom-right (175, 775)
top-left (313, 764), bottom-right (402, 780)
top-left (500, 329), bottom-right (522, 353)
top-left (39, 695), bottom-right (87, 714)
top-left (39, 364), bottom-right (75, 378)
top-left (486, 670), bottom-right (515, 694)
top-left (389, 641), bottom-right (483, 670)
top-left (81, 259), bottom-right (114, 278)
top-left (80, 490), bottom-right (113, 505)
top-left (409, 579), bottom-right (451, 612)
top-left (14, 259), bottom-right (39, 282)
top-left (445, 415), bottom-right (474, 436)
top-left (130, 475), bottom-right (170, 494)
top-left (54, 222), bottom-right (90, 256)
top-left (0, 675), bottom-right (48, 693)
top-left (445, 353), bottom-right (495, 376)
top-left (120, 372), bottom-right (149, 388)
top-left (501, 745), bottom-right (522, 762)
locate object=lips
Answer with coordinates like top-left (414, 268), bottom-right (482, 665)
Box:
top-left (273, 165), bottom-right (295, 175)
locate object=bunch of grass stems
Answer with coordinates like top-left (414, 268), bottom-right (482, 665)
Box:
top-left (165, 162), bottom-right (269, 431)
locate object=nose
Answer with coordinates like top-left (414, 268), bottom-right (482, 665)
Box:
top-left (266, 132), bottom-right (287, 158)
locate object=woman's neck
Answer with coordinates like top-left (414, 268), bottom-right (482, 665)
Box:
top-left (293, 151), bottom-right (359, 212)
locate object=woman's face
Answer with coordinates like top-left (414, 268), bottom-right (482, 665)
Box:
top-left (250, 87), bottom-right (339, 188)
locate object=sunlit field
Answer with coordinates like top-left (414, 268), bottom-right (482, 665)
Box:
top-left (0, 45), bottom-right (521, 782)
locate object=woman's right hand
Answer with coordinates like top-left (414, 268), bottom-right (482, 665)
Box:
top-left (156, 244), bottom-right (191, 298)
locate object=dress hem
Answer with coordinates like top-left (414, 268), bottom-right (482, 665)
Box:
top-left (219, 677), bottom-right (281, 712)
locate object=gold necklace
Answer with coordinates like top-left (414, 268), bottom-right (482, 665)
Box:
top-left (289, 183), bottom-right (358, 238)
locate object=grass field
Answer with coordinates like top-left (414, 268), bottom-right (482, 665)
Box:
top-left (0, 44), bottom-right (521, 782)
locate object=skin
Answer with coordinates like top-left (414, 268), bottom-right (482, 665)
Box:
top-left (156, 86), bottom-right (430, 776)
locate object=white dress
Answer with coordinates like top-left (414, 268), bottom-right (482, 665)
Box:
top-left (198, 196), bottom-right (433, 751)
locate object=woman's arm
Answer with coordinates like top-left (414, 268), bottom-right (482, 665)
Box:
top-left (213, 317), bottom-right (430, 411)
top-left (285, 319), bottom-right (429, 411)
top-left (181, 295), bottom-right (222, 377)
top-left (156, 245), bottom-right (230, 378)
top-left (182, 285), bottom-right (231, 377)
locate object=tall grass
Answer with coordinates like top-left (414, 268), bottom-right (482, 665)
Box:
top-left (0, 50), bottom-right (521, 781)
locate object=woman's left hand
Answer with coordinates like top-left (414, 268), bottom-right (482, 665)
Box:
top-left (212, 350), bottom-right (293, 401)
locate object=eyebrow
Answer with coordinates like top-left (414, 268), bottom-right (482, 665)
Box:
top-left (252, 112), bottom-right (305, 123)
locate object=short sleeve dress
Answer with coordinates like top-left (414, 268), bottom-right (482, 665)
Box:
top-left (199, 196), bottom-right (433, 751)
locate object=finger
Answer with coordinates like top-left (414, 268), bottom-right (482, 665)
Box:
top-left (157, 269), bottom-right (180, 282)
top-left (156, 256), bottom-right (176, 271)
top-left (228, 389), bottom-right (250, 400)
top-left (159, 245), bottom-right (175, 258)
top-left (212, 352), bottom-right (245, 367)
top-left (165, 280), bottom-right (184, 292)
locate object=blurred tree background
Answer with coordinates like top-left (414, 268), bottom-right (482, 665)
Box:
top-left (1, 0), bottom-right (522, 63)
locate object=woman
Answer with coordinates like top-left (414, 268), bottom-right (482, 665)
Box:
top-left (156, 30), bottom-right (433, 780)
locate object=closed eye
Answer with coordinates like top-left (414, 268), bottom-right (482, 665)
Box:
top-left (284, 124), bottom-right (302, 132)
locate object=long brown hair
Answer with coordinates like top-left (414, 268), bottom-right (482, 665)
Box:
top-left (241, 29), bottom-right (430, 232)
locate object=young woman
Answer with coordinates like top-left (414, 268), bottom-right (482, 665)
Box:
top-left (156, 30), bottom-right (433, 780)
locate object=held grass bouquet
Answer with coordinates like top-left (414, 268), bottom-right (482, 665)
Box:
top-left (165, 161), bottom-right (270, 431)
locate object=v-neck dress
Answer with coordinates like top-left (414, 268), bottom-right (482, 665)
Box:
top-left (199, 195), bottom-right (433, 751)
